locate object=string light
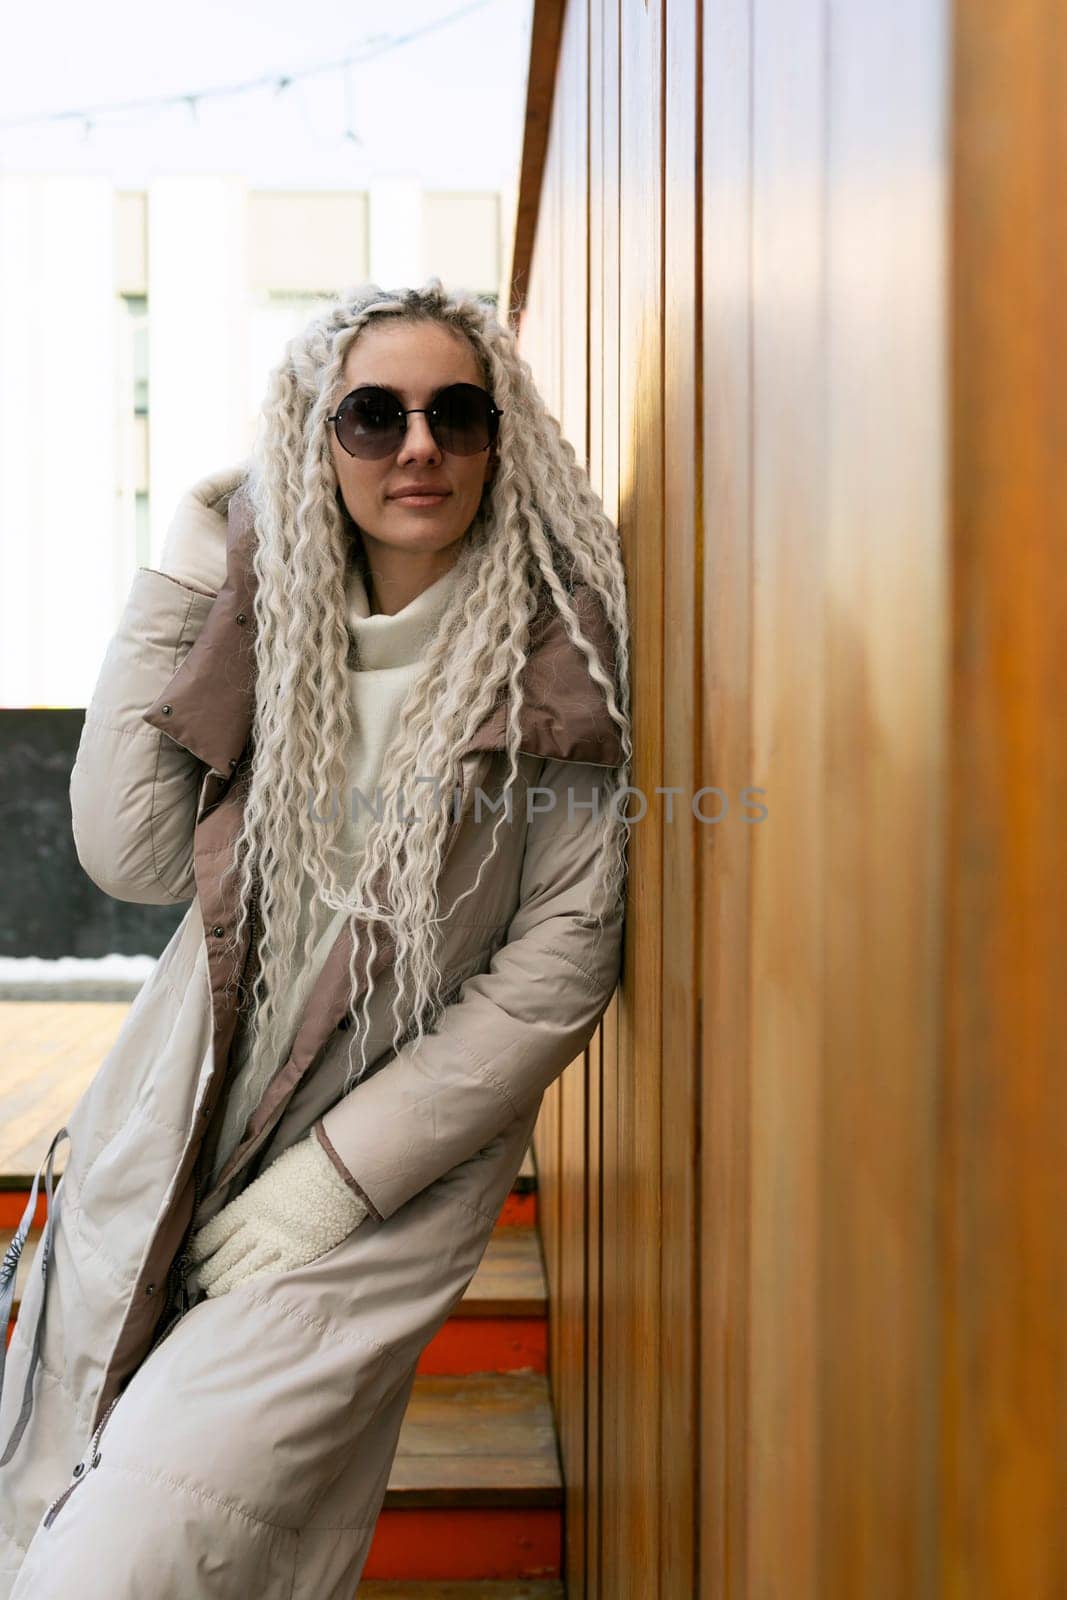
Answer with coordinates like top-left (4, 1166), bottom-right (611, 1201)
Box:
top-left (0, 0), bottom-right (497, 149)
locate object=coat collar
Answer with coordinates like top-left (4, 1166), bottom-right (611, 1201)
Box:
top-left (142, 473), bottom-right (625, 775)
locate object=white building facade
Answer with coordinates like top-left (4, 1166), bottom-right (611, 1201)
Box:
top-left (0, 174), bottom-right (504, 706)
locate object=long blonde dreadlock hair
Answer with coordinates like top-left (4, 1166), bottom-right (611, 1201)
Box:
top-left (219, 279), bottom-right (632, 1097)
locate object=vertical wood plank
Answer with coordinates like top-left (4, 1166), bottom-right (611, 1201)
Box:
top-left (530, 94), bottom-right (566, 1408)
top-left (556, 1), bottom-right (593, 1591)
top-left (595, 3), bottom-right (623, 1593)
top-left (820, 2), bottom-right (947, 1594)
top-left (946, 2), bottom-right (1067, 1593)
top-left (618, 0), bottom-right (665, 1589)
top-left (662, 0), bottom-right (702, 1595)
top-left (748, 0), bottom-right (825, 1591)
top-left (699, 0), bottom-right (753, 1592)
top-left (585, 0), bottom-right (609, 1589)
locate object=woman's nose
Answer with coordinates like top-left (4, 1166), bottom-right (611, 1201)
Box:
top-left (397, 412), bottom-right (440, 461)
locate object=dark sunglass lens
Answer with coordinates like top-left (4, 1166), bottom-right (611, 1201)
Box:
top-left (432, 384), bottom-right (493, 455)
top-left (336, 389), bottom-right (404, 456)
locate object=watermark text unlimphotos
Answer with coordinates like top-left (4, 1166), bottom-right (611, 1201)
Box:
top-left (305, 777), bottom-right (768, 828)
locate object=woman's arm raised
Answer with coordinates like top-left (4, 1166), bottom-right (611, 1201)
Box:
top-left (68, 466), bottom-right (242, 904)
top-left (69, 568), bottom-right (214, 904)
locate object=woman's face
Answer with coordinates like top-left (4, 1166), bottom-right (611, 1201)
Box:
top-left (327, 320), bottom-right (496, 562)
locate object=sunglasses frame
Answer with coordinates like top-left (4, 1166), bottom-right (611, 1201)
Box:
top-left (327, 381), bottom-right (504, 459)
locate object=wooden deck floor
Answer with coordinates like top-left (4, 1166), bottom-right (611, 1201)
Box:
top-left (0, 1002), bottom-right (129, 1183)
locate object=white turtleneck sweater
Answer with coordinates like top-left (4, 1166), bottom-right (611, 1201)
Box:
top-left (200, 555), bottom-right (461, 1190)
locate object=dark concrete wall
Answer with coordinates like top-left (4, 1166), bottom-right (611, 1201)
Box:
top-left (0, 710), bottom-right (188, 960)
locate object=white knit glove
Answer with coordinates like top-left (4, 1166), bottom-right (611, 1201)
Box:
top-left (186, 1133), bottom-right (369, 1299)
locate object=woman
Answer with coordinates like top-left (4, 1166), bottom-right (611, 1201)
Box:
top-left (0, 281), bottom-right (631, 1598)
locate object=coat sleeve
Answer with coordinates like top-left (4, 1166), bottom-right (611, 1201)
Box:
top-left (314, 757), bottom-right (626, 1222)
top-left (69, 567), bottom-right (217, 905)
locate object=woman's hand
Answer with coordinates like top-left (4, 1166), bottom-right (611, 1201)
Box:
top-left (186, 1132), bottom-right (370, 1299)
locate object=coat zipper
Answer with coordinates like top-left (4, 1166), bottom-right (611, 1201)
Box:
top-left (42, 1390), bottom-right (121, 1527)
top-left (160, 1161), bottom-right (205, 1330)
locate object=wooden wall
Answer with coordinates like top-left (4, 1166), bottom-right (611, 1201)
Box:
top-left (514, 0), bottom-right (1066, 1596)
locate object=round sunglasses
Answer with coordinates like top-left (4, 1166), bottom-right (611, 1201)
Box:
top-left (327, 382), bottom-right (503, 460)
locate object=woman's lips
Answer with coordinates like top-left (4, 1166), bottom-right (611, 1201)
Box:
top-left (390, 492), bottom-right (450, 507)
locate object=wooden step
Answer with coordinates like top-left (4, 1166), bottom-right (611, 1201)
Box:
top-left (357, 1583), bottom-right (564, 1598)
top-left (450, 1227), bottom-right (544, 1319)
top-left (385, 1372), bottom-right (560, 1508)
top-left (362, 1518), bottom-right (562, 1587)
top-left (418, 1226), bottom-right (547, 1376)
top-left (361, 1372), bottom-right (561, 1582)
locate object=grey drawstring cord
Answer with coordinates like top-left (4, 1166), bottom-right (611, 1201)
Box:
top-left (0, 1125), bottom-right (69, 1467)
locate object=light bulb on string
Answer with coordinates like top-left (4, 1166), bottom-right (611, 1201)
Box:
top-left (342, 61), bottom-right (362, 146)
top-left (279, 74), bottom-right (333, 151)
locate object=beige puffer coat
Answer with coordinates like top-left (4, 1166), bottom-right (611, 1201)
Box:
top-left (0, 465), bottom-right (626, 1599)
